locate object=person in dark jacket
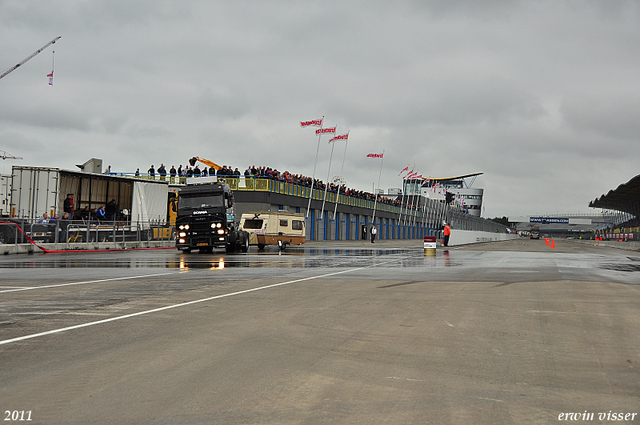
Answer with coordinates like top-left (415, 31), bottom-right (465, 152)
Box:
top-left (106, 199), bottom-right (118, 221)
top-left (63, 194), bottom-right (75, 220)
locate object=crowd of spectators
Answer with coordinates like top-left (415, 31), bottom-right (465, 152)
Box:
top-left (139, 163), bottom-right (422, 211)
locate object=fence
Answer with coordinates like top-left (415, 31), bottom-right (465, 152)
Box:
top-left (0, 218), bottom-right (174, 248)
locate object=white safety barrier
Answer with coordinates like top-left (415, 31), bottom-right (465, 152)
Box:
top-left (446, 229), bottom-right (518, 247)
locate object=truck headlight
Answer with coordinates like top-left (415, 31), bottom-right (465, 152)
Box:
top-left (211, 223), bottom-right (222, 228)
top-left (178, 238), bottom-right (186, 244)
top-left (217, 229), bottom-right (225, 235)
top-left (179, 232), bottom-right (186, 237)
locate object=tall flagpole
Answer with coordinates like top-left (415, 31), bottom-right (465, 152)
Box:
top-left (332, 132), bottom-right (349, 220)
top-left (398, 181), bottom-right (405, 223)
top-left (320, 132), bottom-right (337, 219)
top-left (371, 150), bottom-right (385, 227)
top-left (411, 171), bottom-right (420, 228)
top-left (398, 166), bottom-right (408, 225)
top-left (306, 116), bottom-right (324, 218)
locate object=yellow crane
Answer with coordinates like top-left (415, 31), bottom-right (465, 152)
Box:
top-left (188, 156), bottom-right (222, 171)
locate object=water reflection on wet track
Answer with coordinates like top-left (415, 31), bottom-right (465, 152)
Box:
top-left (0, 247), bottom-right (423, 270)
top-left (0, 245), bottom-right (637, 285)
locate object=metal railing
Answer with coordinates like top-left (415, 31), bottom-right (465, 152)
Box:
top-left (107, 173), bottom-right (423, 218)
top-left (108, 173), bottom-right (510, 236)
top-left (0, 218), bottom-right (174, 248)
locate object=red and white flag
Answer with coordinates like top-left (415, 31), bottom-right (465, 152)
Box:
top-left (47, 72), bottom-right (53, 86)
top-left (398, 166), bottom-right (409, 176)
top-left (300, 119), bottom-right (323, 127)
top-left (316, 126), bottom-right (336, 135)
top-left (367, 153), bottom-right (383, 158)
top-left (329, 133), bottom-right (348, 143)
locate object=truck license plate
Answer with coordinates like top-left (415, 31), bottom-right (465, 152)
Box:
top-left (197, 243), bottom-right (208, 246)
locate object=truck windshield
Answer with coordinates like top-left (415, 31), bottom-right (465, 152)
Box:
top-left (179, 195), bottom-right (224, 210)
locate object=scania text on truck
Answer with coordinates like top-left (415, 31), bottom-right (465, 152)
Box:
top-left (175, 177), bottom-right (249, 253)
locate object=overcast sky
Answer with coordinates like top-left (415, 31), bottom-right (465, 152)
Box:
top-left (1, 0), bottom-right (639, 218)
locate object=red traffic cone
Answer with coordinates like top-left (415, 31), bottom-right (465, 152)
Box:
top-left (544, 238), bottom-right (550, 246)
top-left (551, 239), bottom-right (556, 249)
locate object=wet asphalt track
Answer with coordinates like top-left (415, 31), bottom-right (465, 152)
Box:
top-left (0, 239), bottom-right (638, 424)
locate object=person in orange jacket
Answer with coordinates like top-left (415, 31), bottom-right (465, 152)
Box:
top-left (443, 223), bottom-right (451, 247)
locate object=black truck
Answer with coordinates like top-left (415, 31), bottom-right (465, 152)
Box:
top-left (175, 178), bottom-right (249, 253)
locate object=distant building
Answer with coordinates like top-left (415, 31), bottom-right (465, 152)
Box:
top-left (403, 172), bottom-right (484, 217)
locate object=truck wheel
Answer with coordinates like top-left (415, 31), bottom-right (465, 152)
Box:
top-left (226, 232), bottom-right (237, 253)
top-left (181, 248), bottom-right (191, 253)
top-left (257, 243), bottom-right (265, 250)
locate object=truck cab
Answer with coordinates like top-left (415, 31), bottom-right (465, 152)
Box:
top-left (175, 177), bottom-right (249, 253)
top-left (530, 225), bottom-right (541, 239)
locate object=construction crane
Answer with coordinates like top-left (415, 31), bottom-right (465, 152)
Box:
top-left (0, 36), bottom-right (61, 81)
top-left (0, 151), bottom-right (23, 160)
top-left (189, 156), bottom-right (222, 171)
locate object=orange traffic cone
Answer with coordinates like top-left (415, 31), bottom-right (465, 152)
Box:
top-left (551, 239), bottom-right (556, 249)
top-left (544, 238), bottom-right (550, 246)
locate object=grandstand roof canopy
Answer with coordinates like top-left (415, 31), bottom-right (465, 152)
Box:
top-left (589, 173), bottom-right (640, 215)
top-left (422, 172), bottom-right (483, 181)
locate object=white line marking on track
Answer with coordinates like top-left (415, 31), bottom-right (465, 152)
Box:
top-left (0, 261), bottom-right (397, 346)
top-left (475, 397), bottom-right (505, 403)
top-left (0, 272), bottom-right (180, 294)
top-left (386, 376), bottom-right (427, 382)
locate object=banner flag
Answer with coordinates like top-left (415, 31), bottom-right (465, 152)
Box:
top-left (398, 166), bottom-right (409, 176)
top-left (47, 72), bottom-right (53, 86)
top-left (367, 153), bottom-right (383, 158)
top-left (301, 119), bottom-right (323, 127)
top-left (329, 133), bottom-right (348, 143)
top-left (316, 126), bottom-right (336, 135)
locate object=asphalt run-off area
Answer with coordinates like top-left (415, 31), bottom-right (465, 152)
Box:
top-left (0, 239), bottom-right (638, 424)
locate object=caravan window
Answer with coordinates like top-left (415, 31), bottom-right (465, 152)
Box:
top-left (279, 219), bottom-right (288, 227)
top-left (243, 219), bottom-right (264, 229)
top-left (292, 220), bottom-right (304, 230)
